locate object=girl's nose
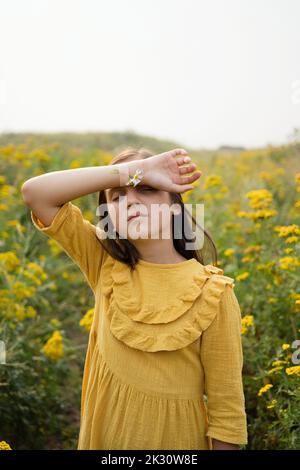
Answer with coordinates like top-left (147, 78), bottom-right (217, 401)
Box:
top-left (125, 187), bottom-right (140, 205)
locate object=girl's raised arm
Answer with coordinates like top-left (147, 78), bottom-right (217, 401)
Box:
top-left (21, 160), bottom-right (144, 293)
top-left (21, 148), bottom-right (200, 293)
top-left (21, 147), bottom-right (200, 227)
top-left (21, 159), bottom-right (145, 227)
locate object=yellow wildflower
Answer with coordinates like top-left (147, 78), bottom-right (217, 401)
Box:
top-left (241, 315), bottom-right (254, 334)
top-left (27, 262), bottom-right (47, 278)
top-left (29, 149), bottom-right (50, 162)
top-left (241, 256), bottom-right (254, 263)
top-left (238, 209), bottom-right (277, 220)
top-left (244, 245), bottom-right (262, 254)
top-left (181, 191), bottom-right (191, 204)
top-left (15, 304), bottom-right (26, 321)
top-left (266, 399), bottom-right (277, 409)
top-left (268, 366), bottom-right (283, 375)
top-left (281, 343), bottom-right (290, 350)
top-left (260, 168), bottom-right (284, 183)
top-left (47, 239), bottom-right (63, 256)
top-left (259, 172), bottom-right (272, 182)
top-left (278, 256), bottom-right (300, 271)
top-left (245, 189), bottom-right (273, 209)
top-left (274, 224), bottom-right (300, 238)
top-left (62, 271), bottom-right (70, 280)
top-left (79, 308), bottom-right (94, 332)
top-left (0, 440), bottom-right (12, 450)
top-left (257, 261), bottom-right (276, 271)
top-left (285, 236), bottom-right (298, 244)
top-left (258, 383), bottom-right (273, 396)
top-left (272, 360), bottom-right (288, 367)
top-left (236, 272), bottom-right (250, 282)
top-left (273, 274), bottom-right (284, 285)
top-left (26, 306), bottom-right (37, 318)
top-left (285, 366), bottom-right (300, 376)
top-left (204, 175), bottom-right (223, 189)
top-left (242, 315), bottom-right (254, 327)
top-left (224, 248), bottom-right (235, 257)
top-left (101, 153), bottom-right (114, 165)
top-left (14, 304), bottom-right (37, 320)
top-left (42, 331), bottom-right (64, 361)
top-left (69, 160), bottom-right (82, 169)
top-left (218, 185), bottom-right (229, 193)
top-left (12, 282), bottom-right (36, 300)
top-left (23, 270), bottom-right (42, 285)
top-left (0, 143), bottom-right (15, 155)
top-left (0, 251), bottom-right (20, 271)
top-left (0, 184), bottom-right (15, 198)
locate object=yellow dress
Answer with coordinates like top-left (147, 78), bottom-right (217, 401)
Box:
top-left (30, 201), bottom-right (248, 450)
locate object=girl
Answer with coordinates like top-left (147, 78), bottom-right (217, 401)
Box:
top-left (22, 147), bottom-right (248, 450)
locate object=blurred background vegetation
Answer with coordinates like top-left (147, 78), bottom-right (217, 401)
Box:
top-left (0, 130), bottom-right (299, 449)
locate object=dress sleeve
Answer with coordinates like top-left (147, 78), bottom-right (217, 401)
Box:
top-left (30, 201), bottom-right (105, 293)
top-left (200, 283), bottom-right (248, 445)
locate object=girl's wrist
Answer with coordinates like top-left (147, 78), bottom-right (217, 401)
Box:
top-left (117, 158), bottom-right (152, 187)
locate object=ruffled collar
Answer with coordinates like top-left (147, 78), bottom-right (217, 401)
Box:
top-left (100, 254), bottom-right (235, 352)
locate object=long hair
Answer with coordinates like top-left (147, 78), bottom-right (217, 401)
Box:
top-left (96, 146), bottom-right (218, 270)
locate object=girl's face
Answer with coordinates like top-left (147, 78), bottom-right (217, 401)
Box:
top-left (105, 184), bottom-right (177, 241)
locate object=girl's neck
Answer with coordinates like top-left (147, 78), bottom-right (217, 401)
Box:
top-left (132, 239), bottom-right (187, 264)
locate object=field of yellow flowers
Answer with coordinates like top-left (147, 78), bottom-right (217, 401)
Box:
top-left (0, 135), bottom-right (299, 450)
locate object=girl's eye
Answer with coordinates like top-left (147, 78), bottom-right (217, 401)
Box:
top-left (111, 193), bottom-right (124, 201)
top-left (112, 187), bottom-right (155, 200)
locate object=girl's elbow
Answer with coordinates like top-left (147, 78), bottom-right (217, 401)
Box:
top-left (21, 178), bottom-right (41, 206)
top-left (21, 181), bottom-right (34, 206)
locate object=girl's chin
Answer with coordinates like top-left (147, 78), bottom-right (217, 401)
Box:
top-left (126, 231), bottom-right (151, 241)
top-left (120, 228), bottom-right (160, 241)
top-left (118, 221), bottom-right (163, 240)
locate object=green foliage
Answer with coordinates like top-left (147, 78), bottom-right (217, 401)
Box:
top-left (0, 134), bottom-right (299, 449)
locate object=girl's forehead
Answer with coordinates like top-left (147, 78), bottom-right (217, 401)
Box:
top-left (106, 184), bottom-right (152, 196)
top-left (106, 186), bottom-right (128, 197)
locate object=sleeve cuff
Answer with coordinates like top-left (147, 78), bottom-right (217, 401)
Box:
top-left (207, 429), bottom-right (248, 446)
top-left (30, 202), bottom-right (72, 236)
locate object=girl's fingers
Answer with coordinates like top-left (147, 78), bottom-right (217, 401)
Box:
top-left (178, 163), bottom-right (198, 175)
top-left (176, 155), bottom-right (191, 166)
top-left (173, 184), bottom-right (195, 193)
top-left (180, 171), bottom-right (202, 184)
top-left (158, 148), bottom-right (188, 159)
top-left (170, 148), bottom-right (188, 157)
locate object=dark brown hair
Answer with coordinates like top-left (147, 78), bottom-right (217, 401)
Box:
top-left (97, 146), bottom-right (218, 270)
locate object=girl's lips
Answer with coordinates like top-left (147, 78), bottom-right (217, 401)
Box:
top-left (128, 213), bottom-right (141, 222)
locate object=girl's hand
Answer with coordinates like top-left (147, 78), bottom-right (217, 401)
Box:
top-left (212, 438), bottom-right (240, 450)
top-left (142, 148), bottom-right (202, 193)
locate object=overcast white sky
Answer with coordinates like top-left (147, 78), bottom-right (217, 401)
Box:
top-left (0, 0), bottom-right (299, 149)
